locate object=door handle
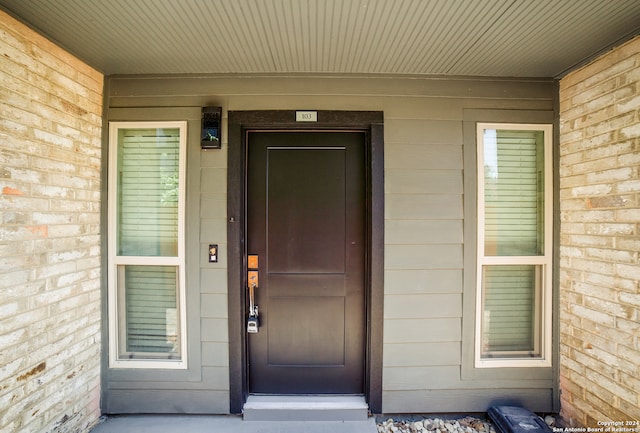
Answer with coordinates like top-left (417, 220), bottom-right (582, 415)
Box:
top-left (247, 270), bottom-right (259, 333)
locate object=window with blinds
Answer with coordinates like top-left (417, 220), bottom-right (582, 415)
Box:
top-left (116, 127), bottom-right (180, 257)
top-left (108, 122), bottom-right (187, 369)
top-left (476, 123), bottom-right (552, 368)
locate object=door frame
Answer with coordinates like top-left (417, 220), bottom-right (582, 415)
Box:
top-left (227, 110), bottom-right (384, 413)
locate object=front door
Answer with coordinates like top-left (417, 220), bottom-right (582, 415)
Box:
top-left (246, 130), bottom-right (366, 394)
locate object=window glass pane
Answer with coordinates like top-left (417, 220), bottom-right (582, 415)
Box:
top-left (117, 128), bottom-right (180, 256)
top-left (483, 129), bottom-right (545, 256)
top-left (481, 265), bottom-right (541, 357)
top-left (118, 265), bottom-right (180, 358)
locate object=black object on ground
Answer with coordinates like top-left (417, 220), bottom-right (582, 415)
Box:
top-left (488, 406), bottom-right (553, 433)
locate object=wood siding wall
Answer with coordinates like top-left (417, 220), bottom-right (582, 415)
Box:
top-left (103, 75), bottom-right (555, 414)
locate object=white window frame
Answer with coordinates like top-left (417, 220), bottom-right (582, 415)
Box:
top-left (107, 121), bottom-right (188, 369)
top-left (475, 123), bottom-right (553, 368)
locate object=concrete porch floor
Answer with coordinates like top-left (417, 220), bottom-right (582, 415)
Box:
top-left (89, 415), bottom-right (379, 433)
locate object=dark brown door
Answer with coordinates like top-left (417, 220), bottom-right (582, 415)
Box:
top-left (247, 130), bottom-right (366, 394)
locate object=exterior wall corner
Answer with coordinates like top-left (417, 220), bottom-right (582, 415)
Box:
top-left (0, 10), bottom-right (104, 433)
top-left (559, 34), bottom-right (640, 426)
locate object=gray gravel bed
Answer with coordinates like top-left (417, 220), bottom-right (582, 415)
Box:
top-left (377, 414), bottom-right (558, 433)
top-left (377, 416), bottom-right (497, 433)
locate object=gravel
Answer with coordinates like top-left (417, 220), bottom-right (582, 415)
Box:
top-left (377, 416), bottom-right (497, 433)
top-left (377, 414), bottom-right (558, 433)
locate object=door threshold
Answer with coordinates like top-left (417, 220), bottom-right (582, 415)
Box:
top-left (243, 395), bottom-right (369, 421)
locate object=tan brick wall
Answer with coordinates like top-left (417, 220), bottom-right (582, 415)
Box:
top-left (0, 10), bottom-right (104, 433)
top-left (559, 35), bottom-right (640, 426)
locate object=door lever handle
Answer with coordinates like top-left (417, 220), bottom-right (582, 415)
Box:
top-left (248, 282), bottom-right (258, 315)
top-left (247, 270), bottom-right (259, 333)
top-left (248, 270), bottom-right (258, 313)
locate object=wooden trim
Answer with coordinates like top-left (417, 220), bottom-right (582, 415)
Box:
top-left (461, 109), bottom-right (555, 383)
top-left (552, 80), bottom-right (562, 413)
top-left (367, 122), bottom-right (384, 413)
top-left (227, 120), bottom-right (246, 413)
top-left (474, 123), bottom-right (553, 369)
top-left (226, 110), bottom-right (384, 413)
top-left (107, 121), bottom-right (189, 370)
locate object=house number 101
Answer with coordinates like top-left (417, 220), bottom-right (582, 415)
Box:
top-left (296, 111), bottom-right (318, 122)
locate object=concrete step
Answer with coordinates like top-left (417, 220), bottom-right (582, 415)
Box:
top-left (90, 414), bottom-right (379, 433)
top-left (242, 395), bottom-right (370, 422)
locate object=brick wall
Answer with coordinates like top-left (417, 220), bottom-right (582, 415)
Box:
top-left (0, 10), bottom-right (104, 433)
top-left (559, 35), bottom-right (640, 426)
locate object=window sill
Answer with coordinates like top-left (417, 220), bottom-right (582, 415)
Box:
top-left (475, 357), bottom-right (552, 369)
top-left (109, 358), bottom-right (188, 370)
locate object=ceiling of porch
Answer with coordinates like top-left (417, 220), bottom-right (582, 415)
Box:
top-left (1, 0), bottom-right (639, 78)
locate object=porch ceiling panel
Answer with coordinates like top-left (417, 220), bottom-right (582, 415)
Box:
top-left (1, 0), bottom-right (639, 77)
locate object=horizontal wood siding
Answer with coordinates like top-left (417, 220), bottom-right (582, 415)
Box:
top-left (105, 74), bottom-right (554, 414)
top-left (383, 389), bottom-right (553, 413)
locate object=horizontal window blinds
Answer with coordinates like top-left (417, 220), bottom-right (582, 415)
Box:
top-left (115, 127), bottom-right (180, 358)
top-left (122, 265), bottom-right (179, 355)
top-left (481, 265), bottom-right (538, 354)
top-left (117, 128), bottom-right (180, 257)
top-left (480, 129), bottom-right (545, 356)
top-left (483, 129), bottom-right (544, 256)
